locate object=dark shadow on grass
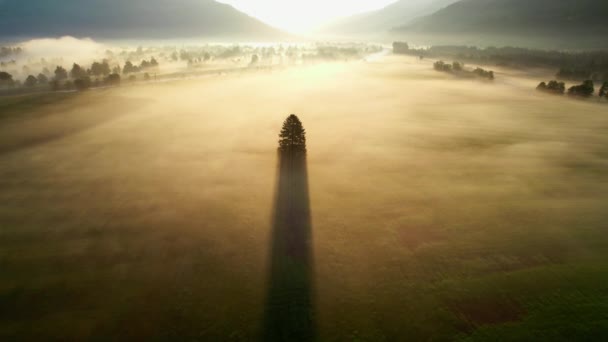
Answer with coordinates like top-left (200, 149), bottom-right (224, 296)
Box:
top-left (263, 151), bottom-right (315, 341)
top-left (0, 96), bottom-right (144, 156)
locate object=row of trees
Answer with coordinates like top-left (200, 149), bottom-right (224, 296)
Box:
top-left (1, 57), bottom-right (161, 91)
top-left (537, 80), bottom-right (608, 99)
top-left (396, 43), bottom-right (608, 81)
top-left (123, 58), bottom-right (159, 74)
top-left (536, 80), bottom-right (566, 94)
top-left (0, 46), bottom-right (22, 58)
top-left (433, 61), bottom-right (495, 80)
top-left (394, 43), bottom-right (608, 82)
top-left (473, 67), bottom-right (495, 80)
top-left (434, 61), bottom-right (457, 72)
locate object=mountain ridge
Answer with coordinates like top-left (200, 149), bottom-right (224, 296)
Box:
top-left (0, 0), bottom-right (288, 40)
top-left (397, 0), bottom-right (608, 35)
top-left (318, 0), bottom-right (458, 37)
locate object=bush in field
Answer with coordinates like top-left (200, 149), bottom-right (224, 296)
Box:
top-left (54, 66), bottom-right (68, 81)
top-left (434, 61), bottom-right (452, 72)
top-left (568, 80), bottom-right (594, 97)
top-left (250, 54), bottom-right (259, 65)
top-left (599, 82), bottom-right (608, 98)
top-left (50, 80), bottom-right (60, 91)
top-left (473, 67), bottom-right (494, 80)
top-left (74, 77), bottom-right (91, 91)
top-left (105, 73), bottom-right (121, 86)
top-left (0, 71), bottom-right (13, 87)
top-left (279, 114), bottom-right (307, 154)
top-left (25, 75), bottom-right (37, 87)
top-left (537, 80), bottom-right (565, 94)
top-left (393, 42), bottom-right (409, 54)
top-left (434, 61), bottom-right (494, 80)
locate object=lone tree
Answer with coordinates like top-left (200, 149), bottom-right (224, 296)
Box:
top-left (279, 114), bottom-right (306, 154)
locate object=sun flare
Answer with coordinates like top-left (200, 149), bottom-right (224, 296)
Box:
top-left (217, 0), bottom-right (397, 33)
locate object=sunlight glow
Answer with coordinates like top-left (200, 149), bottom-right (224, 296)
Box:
top-left (217, 0), bottom-right (398, 33)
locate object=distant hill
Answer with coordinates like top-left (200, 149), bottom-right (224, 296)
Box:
top-left (0, 0), bottom-right (286, 41)
top-left (397, 0), bottom-right (608, 36)
top-left (319, 0), bottom-right (458, 37)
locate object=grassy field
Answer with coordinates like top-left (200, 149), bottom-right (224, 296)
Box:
top-left (1, 55), bottom-right (607, 341)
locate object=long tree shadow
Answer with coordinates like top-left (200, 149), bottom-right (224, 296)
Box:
top-left (263, 150), bottom-right (315, 341)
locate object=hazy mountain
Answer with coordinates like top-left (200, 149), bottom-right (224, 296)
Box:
top-left (0, 0), bottom-right (286, 40)
top-left (397, 0), bottom-right (608, 36)
top-left (319, 0), bottom-right (458, 37)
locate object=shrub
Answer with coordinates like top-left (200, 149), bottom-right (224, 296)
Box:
top-left (434, 61), bottom-right (452, 72)
top-left (568, 80), bottom-right (594, 97)
top-left (599, 81), bottom-right (608, 98)
top-left (105, 73), bottom-right (121, 86)
top-left (393, 42), bottom-right (410, 54)
top-left (74, 77), bottom-right (91, 91)
top-left (473, 67), bottom-right (494, 80)
top-left (537, 80), bottom-right (565, 94)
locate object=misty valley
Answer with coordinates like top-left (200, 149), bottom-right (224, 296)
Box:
top-left (1, 0), bottom-right (608, 341)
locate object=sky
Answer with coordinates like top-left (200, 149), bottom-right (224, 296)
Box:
top-left (217, 0), bottom-right (398, 33)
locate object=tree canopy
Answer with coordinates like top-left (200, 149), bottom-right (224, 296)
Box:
top-left (0, 71), bottom-right (14, 87)
top-left (37, 73), bottom-right (49, 84)
top-left (54, 66), bottom-right (68, 81)
top-left (24, 75), bottom-right (37, 87)
top-left (600, 81), bottom-right (608, 98)
top-left (70, 63), bottom-right (87, 79)
top-left (537, 80), bottom-right (565, 94)
top-left (91, 61), bottom-right (111, 77)
top-left (0, 71), bottom-right (12, 81)
top-left (279, 114), bottom-right (307, 154)
top-left (568, 80), bottom-right (595, 97)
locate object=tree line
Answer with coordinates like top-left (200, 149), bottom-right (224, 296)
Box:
top-left (394, 42), bottom-right (608, 82)
top-left (433, 61), bottom-right (494, 80)
top-left (537, 80), bottom-right (608, 99)
top-left (0, 46), bottom-right (22, 58)
top-left (0, 58), bottom-right (160, 91)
